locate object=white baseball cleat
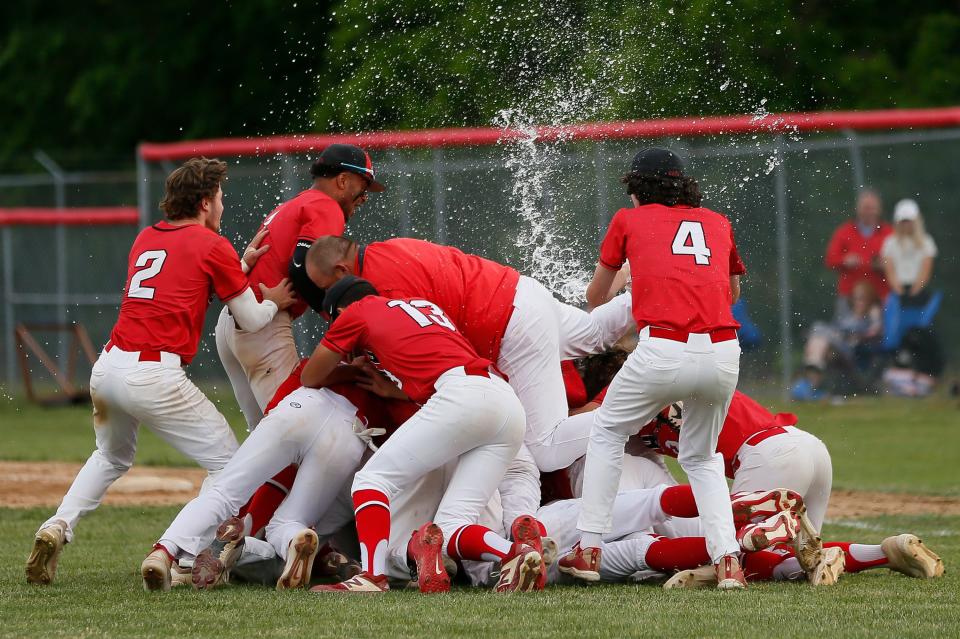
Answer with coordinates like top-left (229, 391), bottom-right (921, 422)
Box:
top-left (809, 546), bottom-right (846, 586)
top-left (793, 509), bottom-right (823, 573)
top-left (276, 529), bottom-right (319, 590)
top-left (663, 564), bottom-right (716, 589)
top-left (141, 548), bottom-right (173, 592)
top-left (25, 519), bottom-right (68, 585)
top-left (881, 534), bottom-right (945, 579)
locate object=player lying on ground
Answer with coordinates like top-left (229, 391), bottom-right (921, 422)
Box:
top-left (217, 144), bottom-right (385, 431)
top-left (301, 276), bottom-right (542, 594)
top-left (561, 147), bottom-right (749, 589)
top-left (26, 157), bottom-right (295, 587)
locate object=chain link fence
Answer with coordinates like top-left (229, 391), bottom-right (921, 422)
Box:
top-left (3, 119), bottom-right (958, 396)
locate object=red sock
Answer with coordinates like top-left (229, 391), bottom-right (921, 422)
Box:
top-left (659, 485), bottom-right (699, 517)
top-left (743, 548), bottom-right (792, 581)
top-left (353, 489), bottom-right (391, 576)
top-left (447, 525), bottom-right (513, 562)
top-left (644, 537), bottom-right (711, 572)
top-left (239, 464), bottom-right (299, 537)
top-left (824, 542), bottom-right (888, 572)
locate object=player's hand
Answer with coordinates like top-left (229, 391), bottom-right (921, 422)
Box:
top-left (357, 363), bottom-right (408, 400)
top-left (260, 278), bottom-right (296, 310)
top-left (242, 228), bottom-right (270, 271)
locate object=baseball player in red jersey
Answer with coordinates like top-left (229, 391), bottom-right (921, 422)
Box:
top-left (216, 144), bottom-right (385, 430)
top-left (25, 158), bottom-right (295, 586)
top-left (303, 236), bottom-right (633, 470)
top-left (559, 148), bottom-right (749, 589)
top-left (301, 277), bottom-right (542, 594)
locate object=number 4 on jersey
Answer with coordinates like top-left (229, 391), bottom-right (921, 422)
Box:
top-left (671, 221), bottom-right (712, 265)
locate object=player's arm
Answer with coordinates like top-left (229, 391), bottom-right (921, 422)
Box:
top-left (605, 263), bottom-right (631, 300)
top-left (586, 263), bottom-right (618, 309)
top-left (241, 228), bottom-right (270, 274)
top-left (730, 275), bottom-right (741, 304)
top-left (288, 241), bottom-right (327, 312)
top-left (301, 343), bottom-right (345, 388)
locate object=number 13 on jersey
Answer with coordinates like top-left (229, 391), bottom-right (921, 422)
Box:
top-left (671, 221), bottom-right (712, 265)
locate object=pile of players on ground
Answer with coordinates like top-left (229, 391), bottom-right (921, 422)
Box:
top-left (25, 146), bottom-right (944, 594)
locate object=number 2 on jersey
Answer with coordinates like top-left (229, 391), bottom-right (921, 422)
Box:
top-left (128, 250), bottom-right (167, 299)
top-left (387, 300), bottom-right (456, 331)
top-left (671, 221), bottom-right (712, 265)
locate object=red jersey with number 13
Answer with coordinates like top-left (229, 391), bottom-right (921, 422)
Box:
top-left (109, 221), bottom-right (249, 363)
top-left (600, 204), bottom-right (746, 333)
top-left (320, 295), bottom-right (492, 404)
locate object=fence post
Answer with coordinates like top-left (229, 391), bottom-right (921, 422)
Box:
top-left (33, 150), bottom-right (69, 367)
top-left (593, 141), bottom-right (610, 234)
top-left (3, 227), bottom-right (14, 390)
top-left (844, 129), bottom-right (866, 192)
top-left (773, 136), bottom-right (794, 396)
top-left (431, 149), bottom-right (447, 244)
top-left (392, 150), bottom-right (411, 237)
top-left (280, 154), bottom-right (298, 200)
top-left (136, 148), bottom-right (151, 229)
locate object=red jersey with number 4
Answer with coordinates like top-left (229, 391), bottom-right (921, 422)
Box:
top-left (320, 295), bottom-right (492, 404)
top-left (600, 204), bottom-right (746, 333)
top-left (248, 189), bottom-right (345, 318)
top-left (109, 221), bottom-right (249, 364)
top-left (356, 239), bottom-right (520, 361)
top-left (635, 390), bottom-right (798, 478)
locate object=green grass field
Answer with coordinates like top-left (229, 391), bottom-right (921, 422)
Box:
top-left (2, 395), bottom-right (959, 638)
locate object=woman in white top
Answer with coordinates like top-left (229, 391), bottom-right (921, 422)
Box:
top-left (882, 199), bottom-right (937, 305)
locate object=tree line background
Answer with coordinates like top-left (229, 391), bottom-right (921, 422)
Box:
top-left (2, 0), bottom-right (959, 171)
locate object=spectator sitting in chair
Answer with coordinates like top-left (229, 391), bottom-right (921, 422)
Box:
top-left (793, 280), bottom-right (883, 400)
top-left (882, 199), bottom-right (937, 307)
top-left (825, 189), bottom-right (892, 312)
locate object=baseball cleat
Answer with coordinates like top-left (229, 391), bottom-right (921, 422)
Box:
top-left (406, 522), bottom-right (450, 594)
top-left (730, 489), bottom-right (804, 527)
top-left (510, 515), bottom-right (547, 589)
top-left (191, 549), bottom-right (226, 590)
top-left (715, 554), bottom-right (747, 590)
top-left (793, 509), bottom-right (823, 573)
top-left (809, 546), bottom-right (846, 586)
top-left (541, 536), bottom-right (559, 567)
top-left (663, 564), bottom-right (716, 589)
top-left (317, 542), bottom-right (362, 583)
top-left (141, 547), bottom-right (173, 592)
top-left (881, 534), bottom-right (945, 579)
top-left (736, 510), bottom-right (799, 552)
top-left (171, 562), bottom-right (194, 588)
top-left (558, 542), bottom-right (602, 582)
top-left (494, 542), bottom-right (543, 593)
top-left (276, 528), bottom-right (319, 590)
top-left (25, 519), bottom-right (68, 585)
top-left (310, 572), bottom-right (389, 593)
top-left (213, 516), bottom-right (246, 573)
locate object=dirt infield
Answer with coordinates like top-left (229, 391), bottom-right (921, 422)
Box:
top-left (2, 461), bottom-right (959, 518)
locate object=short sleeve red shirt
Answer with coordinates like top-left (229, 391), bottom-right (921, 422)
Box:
top-left (599, 204), bottom-right (745, 333)
top-left (320, 295), bottom-right (492, 404)
top-left (357, 239), bottom-right (520, 361)
top-left (247, 189), bottom-right (345, 318)
top-left (109, 221), bottom-right (248, 363)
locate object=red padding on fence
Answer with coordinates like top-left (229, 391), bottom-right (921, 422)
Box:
top-left (139, 106), bottom-right (960, 161)
top-left (0, 207), bottom-right (139, 227)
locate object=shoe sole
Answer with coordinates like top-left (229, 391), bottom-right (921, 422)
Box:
top-left (413, 524), bottom-right (450, 594)
top-left (794, 508), bottom-right (823, 572)
top-left (717, 577), bottom-right (747, 590)
top-left (192, 549), bottom-right (225, 590)
top-left (277, 530), bottom-right (319, 590)
top-left (558, 563), bottom-right (600, 582)
top-left (511, 552), bottom-right (543, 592)
top-left (663, 567), bottom-right (715, 589)
top-left (810, 547), bottom-right (845, 586)
top-left (25, 533), bottom-right (60, 585)
top-left (741, 514), bottom-right (797, 552)
top-left (541, 537), bottom-right (559, 566)
top-left (215, 517), bottom-right (246, 570)
top-left (731, 490), bottom-right (801, 526)
top-left (142, 564), bottom-right (171, 592)
top-left (886, 535), bottom-right (945, 579)
top-left (511, 516), bottom-right (546, 589)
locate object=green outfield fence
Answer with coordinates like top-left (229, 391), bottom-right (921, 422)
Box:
top-left (2, 107), bottom-right (960, 397)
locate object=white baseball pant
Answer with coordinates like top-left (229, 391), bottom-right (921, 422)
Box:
top-left (215, 307), bottom-right (300, 431)
top-left (40, 347), bottom-right (239, 541)
top-left (158, 386), bottom-right (365, 559)
top-left (577, 327), bottom-right (741, 563)
top-left (352, 367), bottom-right (525, 552)
top-left (731, 426), bottom-right (833, 531)
top-left (497, 276), bottom-right (634, 473)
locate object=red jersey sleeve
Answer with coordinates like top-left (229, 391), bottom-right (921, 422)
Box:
top-left (598, 211), bottom-right (627, 271)
top-left (320, 306), bottom-right (368, 356)
top-left (590, 385), bottom-right (609, 404)
top-left (298, 198), bottom-right (346, 241)
top-left (205, 237), bottom-right (250, 302)
top-left (729, 226), bottom-right (747, 276)
top-left (825, 224), bottom-right (848, 270)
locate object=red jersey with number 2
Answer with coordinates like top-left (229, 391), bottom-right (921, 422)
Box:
top-left (108, 221), bottom-right (249, 363)
top-left (320, 295), bottom-right (492, 404)
top-left (599, 204), bottom-right (746, 333)
top-left (247, 189), bottom-right (345, 318)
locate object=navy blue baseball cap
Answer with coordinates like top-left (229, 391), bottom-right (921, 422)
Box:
top-left (311, 144), bottom-right (386, 192)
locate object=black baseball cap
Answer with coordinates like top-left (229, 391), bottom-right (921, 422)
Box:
top-left (321, 275), bottom-right (378, 319)
top-left (311, 144), bottom-right (386, 192)
top-left (630, 148), bottom-right (685, 177)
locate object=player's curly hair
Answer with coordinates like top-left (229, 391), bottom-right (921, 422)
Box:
top-left (576, 348), bottom-right (629, 400)
top-left (622, 172), bottom-right (702, 207)
top-left (159, 157), bottom-right (228, 220)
